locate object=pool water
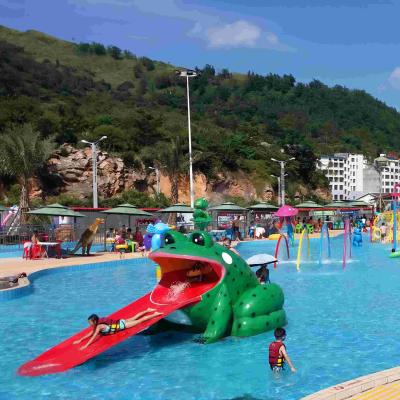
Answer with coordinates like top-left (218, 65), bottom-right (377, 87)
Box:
top-left (0, 243), bottom-right (108, 258)
top-left (1, 235), bottom-right (400, 399)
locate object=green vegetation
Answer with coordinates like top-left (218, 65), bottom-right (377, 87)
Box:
top-left (0, 124), bottom-right (55, 214)
top-left (1, 26), bottom-right (400, 204)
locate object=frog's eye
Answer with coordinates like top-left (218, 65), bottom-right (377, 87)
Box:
top-left (191, 233), bottom-right (205, 246)
top-left (164, 233), bottom-right (175, 245)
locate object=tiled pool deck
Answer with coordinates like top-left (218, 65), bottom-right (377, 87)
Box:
top-left (301, 367), bottom-right (400, 400)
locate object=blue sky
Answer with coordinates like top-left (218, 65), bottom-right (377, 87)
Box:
top-left (1, 0), bottom-right (400, 109)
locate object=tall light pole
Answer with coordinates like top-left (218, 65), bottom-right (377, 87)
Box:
top-left (81, 136), bottom-right (107, 208)
top-left (270, 174), bottom-right (281, 206)
top-left (271, 173), bottom-right (288, 206)
top-left (177, 69), bottom-right (198, 208)
top-left (149, 165), bottom-right (166, 196)
top-left (271, 157), bottom-right (295, 206)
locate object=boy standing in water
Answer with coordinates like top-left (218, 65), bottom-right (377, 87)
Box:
top-left (269, 328), bottom-right (296, 373)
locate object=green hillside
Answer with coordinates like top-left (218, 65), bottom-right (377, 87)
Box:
top-left (1, 25), bottom-right (400, 201)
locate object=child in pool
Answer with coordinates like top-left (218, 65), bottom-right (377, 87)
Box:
top-left (269, 327), bottom-right (296, 373)
top-left (74, 308), bottom-right (163, 350)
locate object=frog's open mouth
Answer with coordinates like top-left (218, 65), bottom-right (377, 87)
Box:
top-left (149, 252), bottom-right (225, 306)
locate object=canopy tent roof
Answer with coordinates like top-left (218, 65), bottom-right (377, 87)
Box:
top-left (0, 205), bottom-right (9, 212)
top-left (347, 200), bottom-right (371, 207)
top-left (246, 253), bottom-right (277, 266)
top-left (324, 201), bottom-right (352, 208)
top-left (159, 203), bottom-right (193, 213)
top-left (209, 202), bottom-right (247, 212)
top-left (26, 203), bottom-right (86, 218)
top-left (295, 201), bottom-right (323, 209)
top-left (273, 205), bottom-right (299, 217)
top-left (101, 203), bottom-right (153, 217)
top-left (248, 202), bottom-right (278, 211)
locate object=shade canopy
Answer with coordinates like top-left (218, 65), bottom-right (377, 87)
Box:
top-left (295, 201), bottom-right (323, 209)
top-left (324, 201), bottom-right (352, 209)
top-left (159, 203), bottom-right (193, 213)
top-left (248, 202), bottom-right (278, 211)
top-left (0, 205), bottom-right (9, 212)
top-left (102, 203), bottom-right (153, 217)
top-left (247, 253), bottom-right (277, 266)
top-left (209, 202), bottom-right (247, 212)
top-left (347, 200), bottom-right (370, 208)
top-left (26, 203), bottom-right (85, 218)
top-left (274, 205), bottom-right (299, 217)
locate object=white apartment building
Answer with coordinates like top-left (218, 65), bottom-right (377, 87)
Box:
top-left (318, 153), bottom-right (366, 200)
top-left (375, 154), bottom-right (400, 194)
top-left (318, 152), bottom-right (400, 200)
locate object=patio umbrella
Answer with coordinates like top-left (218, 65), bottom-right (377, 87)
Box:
top-left (295, 201), bottom-right (323, 209)
top-left (103, 203), bottom-right (153, 228)
top-left (324, 201), bottom-right (352, 209)
top-left (102, 203), bottom-right (153, 217)
top-left (347, 200), bottom-right (370, 208)
top-left (247, 253), bottom-right (277, 266)
top-left (26, 203), bottom-right (85, 218)
top-left (248, 202), bottom-right (278, 211)
top-left (159, 203), bottom-right (193, 213)
top-left (102, 203), bottom-right (153, 227)
top-left (209, 202), bottom-right (247, 212)
top-left (273, 205), bottom-right (298, 217)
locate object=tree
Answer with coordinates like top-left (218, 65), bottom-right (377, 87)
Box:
top-left (158, 135), bottom-right (188, 204)
top-left (0, 124), bottom-right (55, 218)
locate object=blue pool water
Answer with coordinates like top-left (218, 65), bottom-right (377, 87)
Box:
top-left (0, 243), bottom-right (108, 258)
top-left (1, 235), bottom-right (400, 399)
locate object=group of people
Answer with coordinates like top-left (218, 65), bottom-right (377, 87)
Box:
top-left (107, 226), bottom-right (147, 255)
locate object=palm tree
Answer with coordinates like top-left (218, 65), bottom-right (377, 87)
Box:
top-left (0, 124), bottom-right (55, 219)
top-left (159, 135), bottom-right (188, 204)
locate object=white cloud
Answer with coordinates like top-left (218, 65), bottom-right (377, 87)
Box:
top-left (207, 20), bottom-right (260, 48)
top-left (72, 0), bottom-right (294, 51)
top-left (388, 67), bottom-right (400, 90)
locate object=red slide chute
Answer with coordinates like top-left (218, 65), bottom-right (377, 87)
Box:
top-left (18, 254), bottom-right (223, 376)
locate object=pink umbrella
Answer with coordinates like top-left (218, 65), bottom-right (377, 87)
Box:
top-left (273, 205), bottom-right (299, 217)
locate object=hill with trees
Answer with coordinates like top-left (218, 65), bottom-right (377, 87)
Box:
top-left (1, 25), bottom-right (400, 206)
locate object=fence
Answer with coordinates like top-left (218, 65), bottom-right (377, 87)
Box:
top-left (0, 223), bottom-right (106, 255)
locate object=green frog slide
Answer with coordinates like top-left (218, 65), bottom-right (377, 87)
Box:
top-left (18, 230), bottom-right (286, 376)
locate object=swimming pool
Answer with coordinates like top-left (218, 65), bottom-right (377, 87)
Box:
top-left (1, 235), bottom-right (399, 399)
top-left (0, 243), bottom-right (108, 259)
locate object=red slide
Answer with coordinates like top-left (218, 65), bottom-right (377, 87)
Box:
top-left (18, 253), bottom-right (223, 376)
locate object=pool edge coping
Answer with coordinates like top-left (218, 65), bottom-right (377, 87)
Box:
top-left (0, 256), bottom-right (153, 301)
top-left (301, 366), bottom-right (400, 399)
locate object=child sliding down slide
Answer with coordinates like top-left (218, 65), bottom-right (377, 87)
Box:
top-left (74, 308), bottom-right (163, 350)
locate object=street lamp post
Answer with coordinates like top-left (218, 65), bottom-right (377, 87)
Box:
top-left (270, 174), bottom-right (281, 206)
top-left (81, 136), bottom-right (107, 208)
top-left (177, 69), bottom-right (198, 208)
top-left (271, 157), bottom-right (295, 206)
top-left (149, 165), bottom-right (166, 196)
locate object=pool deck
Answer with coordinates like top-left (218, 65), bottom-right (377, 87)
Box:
top-left (301, 367), bottom-right (400, 400)
top-left (0, 251), bottom-right (144, 279)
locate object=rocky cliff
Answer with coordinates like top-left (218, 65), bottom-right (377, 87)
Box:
top-left (30, 144), bottom-right (329, 204)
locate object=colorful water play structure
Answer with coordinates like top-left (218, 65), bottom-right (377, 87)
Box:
top-left (19, 201), bottom-right (286, 376)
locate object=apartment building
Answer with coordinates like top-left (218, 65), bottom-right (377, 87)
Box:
top-left (375, 154), bottom-right (400, 194)
top-left (318, 153), bottom-right (369, 200)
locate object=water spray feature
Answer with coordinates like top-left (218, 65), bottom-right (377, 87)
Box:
top-left (342, 218), bottom-right (352, 268)
top-left (319, 223), bottom-right (331, 264)
top-left (273, 234), bottom-right (290, 269)
top-left (296, 228), bottom-right (310, 271)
